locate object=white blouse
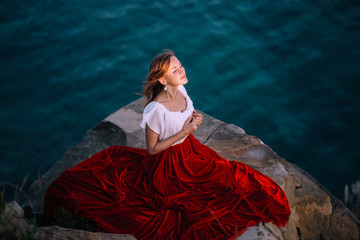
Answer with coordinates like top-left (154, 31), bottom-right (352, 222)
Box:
top-left (140, 85), bottom-right (195, 145)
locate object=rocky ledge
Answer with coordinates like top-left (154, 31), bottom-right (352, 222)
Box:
top-left (21, 98), bottom-right (359, 239)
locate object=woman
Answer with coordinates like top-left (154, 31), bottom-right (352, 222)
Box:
top-left (44, 50), bottom-right (291, 240)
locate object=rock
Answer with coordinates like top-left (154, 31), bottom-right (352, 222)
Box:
top-left (25, 98), bottom-right (360, 240)
top-left (236, 222), bottom-right (283, 240)
top-left (345, 180), bottom-right (360, 219)
top-left (105, 98), bottom-right (146, 149)
top-left (1, 201), bottom-right (35, 239)
top-left (204, 120), bottom-right (360, 240)
top-left (36, 226), bottom-right (136, 240)
top-left (0, 201), bottom-right (135, 240)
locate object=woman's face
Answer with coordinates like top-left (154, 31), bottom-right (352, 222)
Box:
top-left (162, 56), bottom-right (188, 87)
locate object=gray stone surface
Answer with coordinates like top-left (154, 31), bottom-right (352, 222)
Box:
top-left (25, 98), bottom-right (360, 240)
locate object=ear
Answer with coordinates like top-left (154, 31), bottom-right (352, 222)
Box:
top-left (159, 77), bottom-right (166, 85)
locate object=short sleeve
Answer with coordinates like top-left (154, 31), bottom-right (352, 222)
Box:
top-left (140, 102), bottom-right (163, 134)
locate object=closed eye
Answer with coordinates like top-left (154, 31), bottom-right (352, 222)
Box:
top-left (172, 62), bottom-right (182, 73)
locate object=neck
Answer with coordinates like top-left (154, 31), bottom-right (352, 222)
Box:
top-left (164, 85), bottom-right (179, 100)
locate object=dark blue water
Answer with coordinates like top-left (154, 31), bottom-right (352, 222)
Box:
top-left (1, 0), bottom-right (359, 200)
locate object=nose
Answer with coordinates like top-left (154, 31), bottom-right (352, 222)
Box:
top-left (180, 66), bottom-right (185, 74)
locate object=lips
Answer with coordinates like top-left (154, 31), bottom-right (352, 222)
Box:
top-left (181, 75), bottom-right (186, 80)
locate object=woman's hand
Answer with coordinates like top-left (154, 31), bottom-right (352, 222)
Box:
top-left (182, 116), bottom-right (197, 135)
top-left (182, 110), bottom-right (203, 135)
top-left (192, 110), bottom-right (203, 126)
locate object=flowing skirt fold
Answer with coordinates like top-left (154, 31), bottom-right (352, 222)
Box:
top-left (44, 134), bottom-right (291, 240)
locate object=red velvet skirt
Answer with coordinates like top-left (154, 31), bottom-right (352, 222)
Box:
top-left (44, 134), bottom-right (291, 240)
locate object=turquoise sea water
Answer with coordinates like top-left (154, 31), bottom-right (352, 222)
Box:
top-left (1, 0), bottom-right (359, 200)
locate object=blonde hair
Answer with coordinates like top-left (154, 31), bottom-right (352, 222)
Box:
top-left (142, 49), bottom-right (175, 106)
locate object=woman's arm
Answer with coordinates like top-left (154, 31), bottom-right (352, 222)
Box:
top-left (145, 112), bottom-right (202, 155)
